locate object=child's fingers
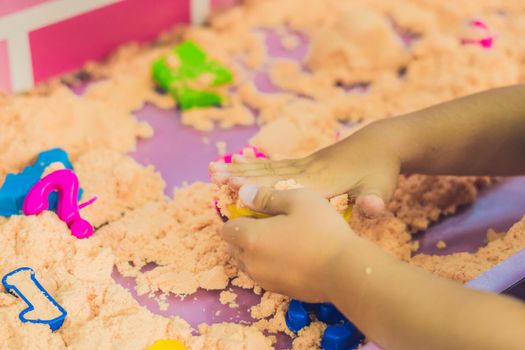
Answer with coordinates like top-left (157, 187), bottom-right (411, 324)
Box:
top-left (213, 167), bottom-right (304, 188)
top-left (209, 162), bottom-right (228, 172)
top-left (211, 172), bottom-right (231, 185)
top-left (231, 154), bottom-right (248, 163)
top-left (355, 194), bottom-right (385, 217)
top-left (228, 174), bottom-right (287, 190)
top-left (228, 245), bottom-right (247, 271)
top-left (239, 184), bottom-right (307, 215)
top-left (210, 158), bottom-right (308, 190)
top-left (209, 159), bottom-right (264, 174)
top-left (228, 176), bottom-right (248, 189)
top-left (226, 159), bottom-right (297, 176)
top-left (209, 159), bottom-right (292, 182)
top-left (222, 217), bottom-right (258, 250)
top-left (227, 165), bottom-right (303, 179)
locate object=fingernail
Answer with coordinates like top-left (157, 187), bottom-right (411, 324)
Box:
top-left (239, 184), bottom-right (258, 207)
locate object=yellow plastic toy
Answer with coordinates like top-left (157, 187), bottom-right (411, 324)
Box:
top-left (226, 204), bottom-right (270, 219)
top-left (226, 204), bottom-right (353, 221)
top-left (146, 340), bottom-right (187, 350)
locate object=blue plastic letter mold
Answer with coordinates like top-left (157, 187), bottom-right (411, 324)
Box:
top-left (2, 267), bottom-right (67, 331)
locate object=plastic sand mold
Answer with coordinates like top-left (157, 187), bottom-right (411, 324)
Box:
top-left (2, 267), bottom-right (67, 331)
top-left (23, 169), bottom-right (96, 239)
top-left (0, 148), bottom-right (82, 217)
top-left (152, 40), bottom-right (233, 110)
top-left (286, 300), bottom-right (364, 350)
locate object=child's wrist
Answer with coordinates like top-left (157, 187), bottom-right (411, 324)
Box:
top-left (366, 116), bottom-right (422, 174)
top-left (353, 119), bottom-right (408, 166)
top-left (320, 234), bottom-right (371, 302)
top-left (325, 233), bottom-right (401, 307)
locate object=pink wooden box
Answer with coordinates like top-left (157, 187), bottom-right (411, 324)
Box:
top-left (0, 0), bottom-right (233, 93)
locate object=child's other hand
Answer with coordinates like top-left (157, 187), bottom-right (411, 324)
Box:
top-left (210, 125), bottom-right (400, 217)
top-left (221, 184), bottom-right (355, 302)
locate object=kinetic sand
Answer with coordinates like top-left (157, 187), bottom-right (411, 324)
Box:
top-left (2, 0), bottom-right (525, 349)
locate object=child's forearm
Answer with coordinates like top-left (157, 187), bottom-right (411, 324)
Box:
top-left (327, 237), bottom-right (525, 350)
top-left (356, 84), bottom-right (525, 176)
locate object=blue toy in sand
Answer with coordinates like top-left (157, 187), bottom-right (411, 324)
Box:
top-left (285, 300), bottom-right (311, 332)
top-left (0, 148), bottom-right (83, 216)
top-left (2, 267), bottom-right (67, 331)
top-left (285, 300), bottom-right (364, 350)
top-left (322, 323), bottom-right (365, 350)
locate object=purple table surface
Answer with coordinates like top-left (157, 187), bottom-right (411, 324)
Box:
top-left (107, 27), bottom-right (525, 349)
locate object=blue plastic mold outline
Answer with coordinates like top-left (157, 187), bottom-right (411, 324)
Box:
top-left (2, 267), bottom-right (68, 331)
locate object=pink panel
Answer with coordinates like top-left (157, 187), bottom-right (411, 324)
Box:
top-left (29, 0), bottom-right (190, 83)
top-left (0, 39), bottom-right (12, 93)
top-left (0, 0), bottom-right (51, 17)
top-left (211, 0), bottom-right (240, 10)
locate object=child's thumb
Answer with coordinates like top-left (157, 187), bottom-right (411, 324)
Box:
top-left (355, 172), bottom-right (398, 217)
top-left (239, 184), bottom-right (297, 215)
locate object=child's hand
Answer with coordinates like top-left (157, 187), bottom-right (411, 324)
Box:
top-left (211, 124), bottom-right (401, 217)
top-left (221, 184), bottom-right (356, 302)
top-left (212, 85), bottom-right (525, 219)
top-left (218, 86), bottom-right (525, 350)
